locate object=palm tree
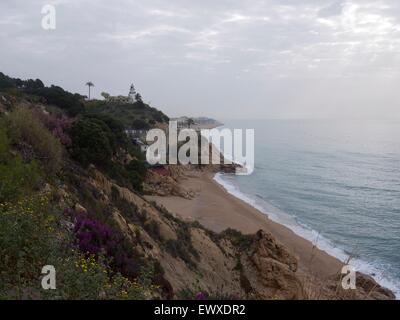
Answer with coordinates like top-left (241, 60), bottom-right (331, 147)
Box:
top-left (86, 81), bottom-right (94, 100)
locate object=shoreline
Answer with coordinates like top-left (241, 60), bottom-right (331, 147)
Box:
top-left (213, 172), bottom-right (399, 298)
top-left (146, 169), bottom-right (344, 279)
top-left (145, 167), bottom-right (397, 298)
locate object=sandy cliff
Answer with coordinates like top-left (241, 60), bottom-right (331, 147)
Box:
top-left (58, 164), bottom-right (394, 299)
top-left (142, 166), bottom-right (395, 300)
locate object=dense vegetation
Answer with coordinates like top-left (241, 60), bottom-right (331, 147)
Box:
top-left (0, 72), bottom-right (169, 124)
top-left (0, 116), bottom-right (159, 299)
top-left (0, 72), bottom-right (169, 299)
top-left (0, 72), bottom-right (169, 193)
top-left (85, 100), bottom-right (169, 129)
top-left (0, 72), bottom-right (85, 116)
top-left (68, 114), bottom-right (148, 192)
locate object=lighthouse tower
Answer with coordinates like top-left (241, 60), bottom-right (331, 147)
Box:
top-left (128, 84), bottom-right (136, 103)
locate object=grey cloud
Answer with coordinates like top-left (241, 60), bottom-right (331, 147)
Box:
top-left (0, 0), bottom-right (400, 119)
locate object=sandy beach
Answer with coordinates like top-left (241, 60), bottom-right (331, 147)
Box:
top-left (146, 169), bottom-right (345, 280)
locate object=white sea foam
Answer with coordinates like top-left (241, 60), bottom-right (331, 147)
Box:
top-left (213, 172), bottom-right (400, 299)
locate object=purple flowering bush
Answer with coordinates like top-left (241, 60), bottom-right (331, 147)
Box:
top-left (34, 110), bottom-right (73, 146)
top-left (66, 209), bottom-right (142, 279)
top-left (74, 215), bottom-right (116, 255)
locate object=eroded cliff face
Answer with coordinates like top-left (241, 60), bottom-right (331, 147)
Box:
top-left (59, 166), bottom-right (305, 299)
top-left (58, 165), bottom-right (395, 300)
top-left (143, 166), bottom-right (194, 199)
top-left (240, 230), bottom-right (303, 299)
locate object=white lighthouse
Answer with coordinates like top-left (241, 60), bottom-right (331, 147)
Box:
top-left (128, 84), bottom-right (136, 103)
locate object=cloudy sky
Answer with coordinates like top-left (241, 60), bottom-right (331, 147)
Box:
top-left (1, 0), bottom-right (400, 119)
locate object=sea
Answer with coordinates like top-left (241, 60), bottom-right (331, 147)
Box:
top-left (213, 119), bottom-right (400, 298)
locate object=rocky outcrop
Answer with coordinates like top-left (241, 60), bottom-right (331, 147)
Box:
top-left (319, 272), bottom-right (396, 300)
top-left (239, 230), bottom-right (303, 299)
top-left (355, 273), bottom-right (396, 300)
top-left (144, 166), bottom-right (195, 199)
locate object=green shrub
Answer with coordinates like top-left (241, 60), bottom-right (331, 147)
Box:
top-left (69, 114), bottom-right (131, 168)
top-left (69, 118), bottom-right (113, 167)
top-left (164, 239), bottom-right (195, 267)
top-left (127, 170), bottom-right (145, 193)
top-left (0, 156), bottom-right (42, 203)
top-left (0, 72), bottom-right (17, 89)
top-left (6, 107), bottom-right (63, 173)
top-left (127, 144), bottom-right (146, 161)
top-left (84, 100), bottom-right (169, 128)
top-left (132, 119), bottom-right (150, 130)
top-left (0, 123), bottom-right (43, 202)
top-left (164, 223), bottom-right (199, 269)
top-left (82, 114), bottom-right (127, 149)
top-left (0, 194), bottom-right (57, 298)
top-left (0, 192), bottom-right (156, 299)
top-left (220, 228), bottom-right (253, 249)
top-left (126, 158), bottom-right (147, 177)
top-left (0, 124), bottom-right (7, 157)
top-left (27, 85), bottom-right (84, 116)
top-left (103, 160), bottom-right (146, 193)
top-left (143, 219), bottom-right (161, 241)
